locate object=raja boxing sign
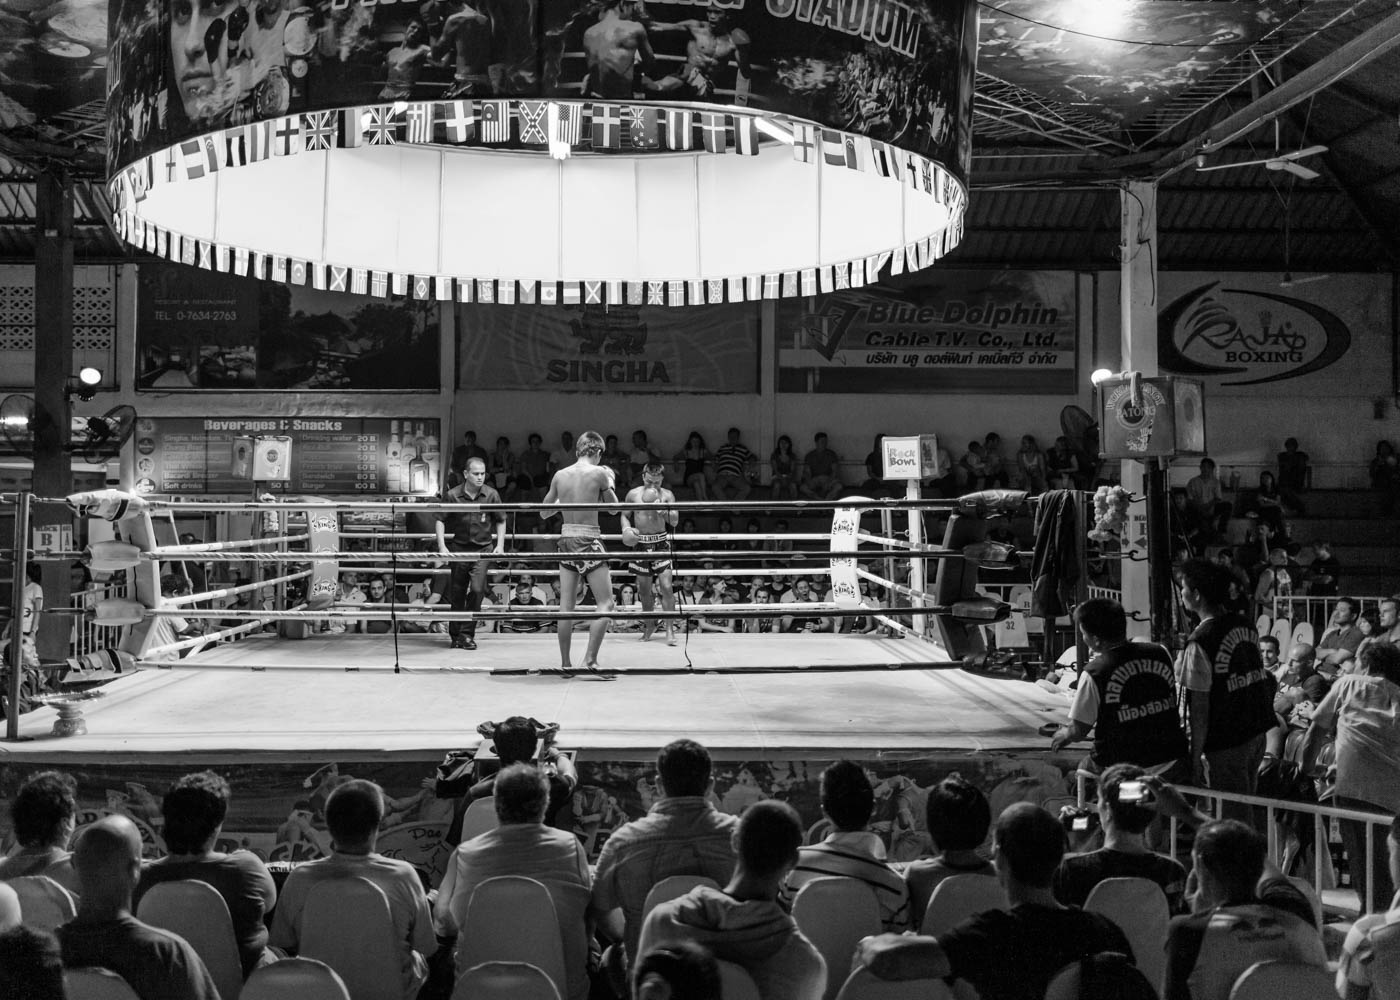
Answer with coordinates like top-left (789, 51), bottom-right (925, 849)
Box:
top-left (881, 435), bottom-right (941, 480)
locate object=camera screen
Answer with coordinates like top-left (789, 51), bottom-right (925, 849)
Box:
top-left (1071, 816), bottom-right (1090, 831)
top-left (1118, 780), bottom-right (1146, 803)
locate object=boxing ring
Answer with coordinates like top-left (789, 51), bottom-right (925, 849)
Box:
top-left (2, 488), bottom-right (1074, 762)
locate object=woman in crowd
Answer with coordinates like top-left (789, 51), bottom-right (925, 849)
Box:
top-left (1253, 547), bottom-right (1293, 618)
top-left (0, 771), bottom-right (79, 893)
top-left (1302, 642), bottom-right (1400, 912)
top-left (770, 435), bottom-right (799, 500)
top-left (982, 432), bottom-right (1009, 488)
top-left (488, 436), bottom-right (517, 499)
top-left (674, 432), bottom-right (712, 502)
top-left (1016, 435), bottom-right (1048, 494)
top-left (1046, 436), bottom-right (1083, 490)
top-left (1245, 470), bottom-right (1288, 537)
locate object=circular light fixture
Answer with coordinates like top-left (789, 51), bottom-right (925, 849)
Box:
top-left (105, 0), bottom-right (978, 304)
top-left (1090, 368), bottom-right (1115, 386)
top-left (78, 367), bottom-right (103, 387)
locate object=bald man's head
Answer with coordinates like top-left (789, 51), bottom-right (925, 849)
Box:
top-left (73, 815), bottom-right (143, 904)
top-left (1288, 642), bottom-right (1318, 678)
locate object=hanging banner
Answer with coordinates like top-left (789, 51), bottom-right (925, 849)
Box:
top-left (776, 270), bottom-right (1077, 393)
top-left (136, 264), bottom-right (440, 391)
top-left (1156, 273), bottom-right (1393, 397)
top-left (457, 302), bottom-right (760, 393)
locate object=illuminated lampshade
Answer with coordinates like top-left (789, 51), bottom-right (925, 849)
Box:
top-left (107, 0), bottom-right (976, 303)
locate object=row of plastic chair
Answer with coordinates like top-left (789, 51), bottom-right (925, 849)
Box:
top-left (1257, 614), bottom-right (1314, 653)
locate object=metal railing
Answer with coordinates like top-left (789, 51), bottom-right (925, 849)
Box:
top-left (68, 580), bottom-right (128, 659)
top-left (1270, 595), bottom-right (1389, 632)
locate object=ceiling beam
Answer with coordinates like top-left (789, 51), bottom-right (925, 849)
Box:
top-left (1144, 4), bottom-right (1400, 181)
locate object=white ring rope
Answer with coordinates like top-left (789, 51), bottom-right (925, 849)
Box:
top-left (164, 570), bottom-right (313, 608)
top-left (149, 533), bottom-right (310, 554)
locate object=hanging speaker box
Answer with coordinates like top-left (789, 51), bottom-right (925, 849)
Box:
top-left (1098, 375), bottom-right (1206, 460)
top-left (252, 436), bottom-right (293, 480)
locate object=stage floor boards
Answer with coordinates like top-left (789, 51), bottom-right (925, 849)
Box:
top-left (7, 634), bottom-right (1069, 761)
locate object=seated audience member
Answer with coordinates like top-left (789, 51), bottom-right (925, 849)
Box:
top-left (0, 925), bottom-right (67, 1000)
top-left (428, 716), bottom-right (578, 842)
top-left (1048, 951), bottom-right (1158, 1000)
top-left (800, 433), bottom-right (843, 501)
top-left (148, 573), bottom-right (203, 661)
top-left (1053, 764), bottom-right (1188, 913)
top-left (57, 816), bottom-right (220, 1000)
top-left (1276, 437), bottom-right (1309, 511)
top-left (1046, 436), bottom-right (1083, 490)
top-left (1051, 599), bottom-right (1187, 775)
top-left (1185, 458), bottom-right (1231, 542)
top-left (1335, 814), bottom-right (1400, 1000)
top-left (779, 578), bottom-right (830, 633)
top-left (1306, 540), bottom-right (1341, 596)
top-left (1318, 597), bottom-right (1364, 675)
top-left (135, 770), bottom-right (277, 976)
top-left (634, 940), bottom-right (723, 1000)
top-left (856, 803), bottom-right (1134, 1000)
top-left (982, 433), bottom-right (1009, 488)
top-left (639, 800), bottom-right (826, 1000)
top-left (959, 441), bottom-right (988, 491)
top-left (714, 427), bottom-right (757, 503)
top-left (1252, 548), bottom-right (1293, 614)
top-left (779, 761), bottom-right (910, 931)
top-left (355, 576), bottom-right (397, 634)
top-left (903, 775), bottom-right (995, 923)
top-left (0, 770), bottom-right (80, 893)
top-left (269, 780), bottom-right (437, 1000)
top-left (594, 740), bottom-right (739, 970)
top-left (1273, 642), bottom-right (1329, 716)
top-left (435, 763), bottom-right (593, 1000)
top-left (1163, 819), bottom-right (1325, 1000)
top-left (861, 435), bottom-right (889, 498)
top-left (770, 436), bottom-right (799, 501)
top-left (501, 579), bottom-right (548, 633)
top-left (1257, 633), bottom-right (1281, 675)
top-left (1241, 471), bottom-right (1287, 537)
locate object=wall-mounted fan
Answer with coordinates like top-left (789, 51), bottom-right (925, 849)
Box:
top-left (0, 393), bottom-right (136, 463)
top-left (1195, 145), bottom-right (1328, 181)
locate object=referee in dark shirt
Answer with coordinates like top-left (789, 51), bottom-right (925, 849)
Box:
top-left (435, 457), bottom-right (506, 650)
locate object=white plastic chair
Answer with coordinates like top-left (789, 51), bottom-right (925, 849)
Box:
top-left (1271, 618), bottom-right (1294, 650)
top-left (459, 875), bottom-right (567, 1000)
top-left (137, 878), bottom-right (245, 1000)
top-left (1229, 960), bottom-right (1336, 1000)
top-left (1256, 614), bottom-right (1273, 638)
top-left (458, 796), bottom-right (499, 842)
top-left (8, 874), bottom-right (77, 931)
top-left (920, 873), bottom-right (1007, 936)
top-left (641, 875), bottom-right (721, 919)
top-left (1289, 621), bottom-right (1315, 651)
top-left (791, 876), bottom-right (883, 1000)
top-left (240, 958), bottom-right (353, 1000)
top-left (63, 969), bottom-right (142, 1000)
top-left (453, 961), bottom-right (561, 1000)
top-left (717, 959), bottom-right (763, 1000)
top-left (834, 967), bottom-right (954, 1000)
top-left (298, 876), bottom-right (404, 1000)
top-left (1083, 877), bottom-right (1170, 994)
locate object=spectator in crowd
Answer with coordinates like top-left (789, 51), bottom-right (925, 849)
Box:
top-left (594, 739), bottom-right (739, 970)
top-left (488, 435), bottom-right (517, 498)
top-left (639, 800), bottom-right (826, 1000)
top-left (147, 572), bottom-right (203, 660)
top-left (770, 436), bottom-right (799, 501)
top-left (1053, 763), bottom-right (1188, 913)
top-left (856, 803), bottom-right (1133, 1000)
top-left (1258, 633), bottom-right (1280, 672)
top-left (779, 760), bottom-right (910, 931)
top-left (1214, 548), bottom-right (1251, 615)
top-left (922, 439), bottom-right (957, 498)
top-left (714, 428), bottom-right (757, 503)
top-left (1046, 436), bottom-right (1083, 490)
top-left (1370, 441), bottom-right (1398, 516)
top-left (1242, 471), bottom-right (1287, 538)
top-left (903, 775), bottom-right (995, 923)
top-left (674, 432), bottom-right (713, 502)
top-left (135, 770), bottom-right (277, 976)
top-left (833, 577), bottom-right (882, 634)
top-left (862, 434), bottom-right (889, 498)
top-left (1185, 459), bottom-right (1232, 542)
top-left (0, 925), bottom-right (66, 1000)
top-left (1051, 598), bottom-right (1187, 775)
top-left (634, 940), bottom-right (723, 1000)
top-left (269, 780), bottom-right (437, 999)
top-left (1277, 437), bottom-right (1309, 511)
top-left (959, 441), bottom-right (988, 491)
top-left (1335, 814), bottom-right (1400, 1000)
top-left (1306, 540), bottom-right (1342, 597)
top-left (502, 579), bottom-right (548, 633)
top-left (800, 433), bottom-right (843, 501)
top-left (630, 430), bottom-right (664, 487)
top-left (0, 769), bottom-right (80, 893)
top-left (550, 430), bottom-right (577, 476)
top-left (982, 433), bottom-right (1009, 488)
top-left (1274, 643), bottom-right (1328, 713)
top-left (697, 577), bottom-right (736, 633)
top-left (602, 434), bottom-right (631, 489)
top-left (459, 430), bottom-right (489, 467)
top-left (779, 578), bottom-right (830, 633)
top-left (1176, 559), bottom-right (1276, 824)
top-left (355, 576), bottom-right (397, 635)
top-left (57, 815), bottom-right (221, 1000)
top-left (1316, 596), bottom-right (1364, 675)
top-left (1301, 642), bottom-right (1400, 913)
top-left (516, 432), bottom-right (552, 498)
top-left (1162, 819), bottom-right (1326, 1000)
top-left (1016, 435), bottom-right (1048, 495)
top-left (435, 763), bottom-right (593, 1000)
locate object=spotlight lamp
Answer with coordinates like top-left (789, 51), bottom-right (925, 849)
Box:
top-left (1090, 368), bottom-right (1115, 387)
top-left (68, 367), bottom-right (104, 402)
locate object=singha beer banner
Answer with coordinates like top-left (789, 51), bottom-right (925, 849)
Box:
top-left (106, 0), bottom-right (975, 182)
top-left (458, 302), bottom-right (759, 393)
top-left (776, 270), bottom-right (1077, 393)
top-left (1156, 273), bottom-right (1394, 397)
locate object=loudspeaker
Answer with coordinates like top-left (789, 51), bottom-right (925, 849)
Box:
top-left (1098, 375), bottom-right (1205, 460)
top-left (252, 436), bottom-right (292, 480)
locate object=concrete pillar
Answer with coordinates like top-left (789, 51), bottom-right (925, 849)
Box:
top-left (1118, 180), bottom-right (1158, 632)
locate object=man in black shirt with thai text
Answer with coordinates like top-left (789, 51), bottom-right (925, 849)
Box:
top-left (436, 457), bottom-right (506, 651)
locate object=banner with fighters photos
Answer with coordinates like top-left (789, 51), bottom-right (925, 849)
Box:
top-left (776, 270), bottom-right (1078, 394)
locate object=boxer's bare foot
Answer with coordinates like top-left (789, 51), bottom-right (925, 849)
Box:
top-left (640, 627), bottom-right (654, 642)
top-left (582, 658), bottom-right (617, 680)
top-left (666, 626), bottom-right (677, 647)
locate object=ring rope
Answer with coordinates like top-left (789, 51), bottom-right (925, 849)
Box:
top-left (135, 605), bottom-right (925, 623)
top-left (20, 496), bottom-right (964, 514)
top-left (163, 570), bottom-right (312, 608)
top-left (58, 547), bottom-right (972, 564)
top-left (143, 604), bottom-right (307, 658)
top-left (148, 533), bottom-right (309, 554)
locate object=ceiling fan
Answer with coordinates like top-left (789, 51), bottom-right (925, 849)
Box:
top-left (1195, 144), bottom-right (1328, 180)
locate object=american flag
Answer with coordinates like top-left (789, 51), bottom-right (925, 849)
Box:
top-left (664, 109), bottom-right (694, 150)
top-left (591, 104), bottom-right (622, 148)
top-left (441, 101), bottom-right (475, 143)
top-left (365, 107), bottom-right (399, 145)
top-left (728, 276), bottom-right (744, 301)
top-left (518, 101), bottom-right (547, 144)
top-left (302, 112), bottom-right (335, 151)
top-left (548, 102), bottom-right (583, 154)
top-left (480, 101), bottom-right (510, 143)
top-left (405, 103), bottom-right (433, 143)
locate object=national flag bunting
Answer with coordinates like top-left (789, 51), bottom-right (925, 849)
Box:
top-left (435, 276), bottom-right (453, 300)
top-left (782, 271), bottom-right (797, 297)
top-left (664, 109), bottom-right (694, 151)
top-left (273, 116), bottom-right (301, 156)
top-left (890, 246), bottom-right (906, 276)
top-left (844, 134), bottom-right (865, 171)
top-left (370, 271), bottom-right (388, 297)
top-left (792, 123), bottom-right (816, 164)
top-left (338, 110), bottom-right (364, 148)
top-left (480, 101), bottom-right (510, 143)
top-left (234, 247), bottom-right (250, 276)
top-left (302, 112), bottom-right (335, 151)
top-left (708, 279), bottom-right (724, 304)
top-left (667, 280), bottom-right (683, 305)
top-left (391, 272), bottom-right (407, 296)
top-left (497, 280), bottom-right (516, 304)
top-left (688, 279), bottom-right (703, 304)
top-left (800, 269), bottom-right (817, 297)
top-left (540, 284), bottom-right (558, 305)
top-left (821, 129), bottom-right (855, 170)
top-left (628, 107), bottom-right (660, 149)
top-left (562, 283), bottom-right (581, 305)
top-left (161, 147), bottom-right (179, 184)
top-left (583, 281), bottom-right (602, 305)
top-left (248, 121), bottom-right (273, 160)
top-left (745, 275), bottom-right (761, 300)
top-left (833, 263), bottom-right (849, 290)
top-left (727, 276), bottom-right (744, 301)
top-left (365, 107), bottom-right (398, 145)
top-left (215, 245), bottom-right (230, 271)
top-left (441, 101), bottom-right (476, 143)
top-left (646, 281), bottom-right (664, 305)
top-left (405, 103), bottom-right (433, 143)
top-left (291, 260), bottom-right (308, 285)
top-left (197, 241), bottom-right (212, 269)
top-left (606, 281), bottom-right (622, 305)
top-left (627, 281), bottom-right (643, 305)
top-left (224, 128), bottom-right (247, 168)
top-left (414, 275), bottom-right (431, 300)
top-left (350, 268), bottom-right (368, 295)
top-left (732, 116), bottom-right (758, 155)
top-left (547, 102), bottom-right (583, 154)
top-left (518, 101), bottom-right (547, 144)
top-left (268, 255), bottom-right (285, 282)
top-left (762, 273), bottom-right (779, 299)
top-left (180, 235), bottom-right (196, 265)
top-left (519, 281), bottom-right (536, 304)
top-left (455, 279), bottom-right (472, 303)
top-left (700, 112), bottom-right (727, 153)
top-left (312, 260), bottom-right (327, 289)
top-left (591, 104), bottom-right (622, 148)
top-left (181, 137), bottom-right (219, 180)
top-left (477, 279), bottom-right (495, 303)
top-left (328, 266), bottom-right (348, 293)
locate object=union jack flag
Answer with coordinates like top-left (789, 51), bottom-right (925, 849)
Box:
top-left (302, 111), bottom-right (336, 151)
top-left (365, 107), bottom-right (399, 145)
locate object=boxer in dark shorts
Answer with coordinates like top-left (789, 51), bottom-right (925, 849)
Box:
top-left (559, 523), bottom-right (609, 576)
top-left (622, 462), bottom-right (679, 644)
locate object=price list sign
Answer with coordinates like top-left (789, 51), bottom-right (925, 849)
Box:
top-left (136, 417), bottom-right (442, 496)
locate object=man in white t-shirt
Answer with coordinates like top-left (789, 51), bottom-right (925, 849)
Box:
top-left (17, 561), bottom-right (44, 670)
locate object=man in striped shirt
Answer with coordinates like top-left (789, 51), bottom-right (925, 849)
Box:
top-left (779, 760), bottom-right (910, 930)
top-left (713, 427), bottom-right (757, 502)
